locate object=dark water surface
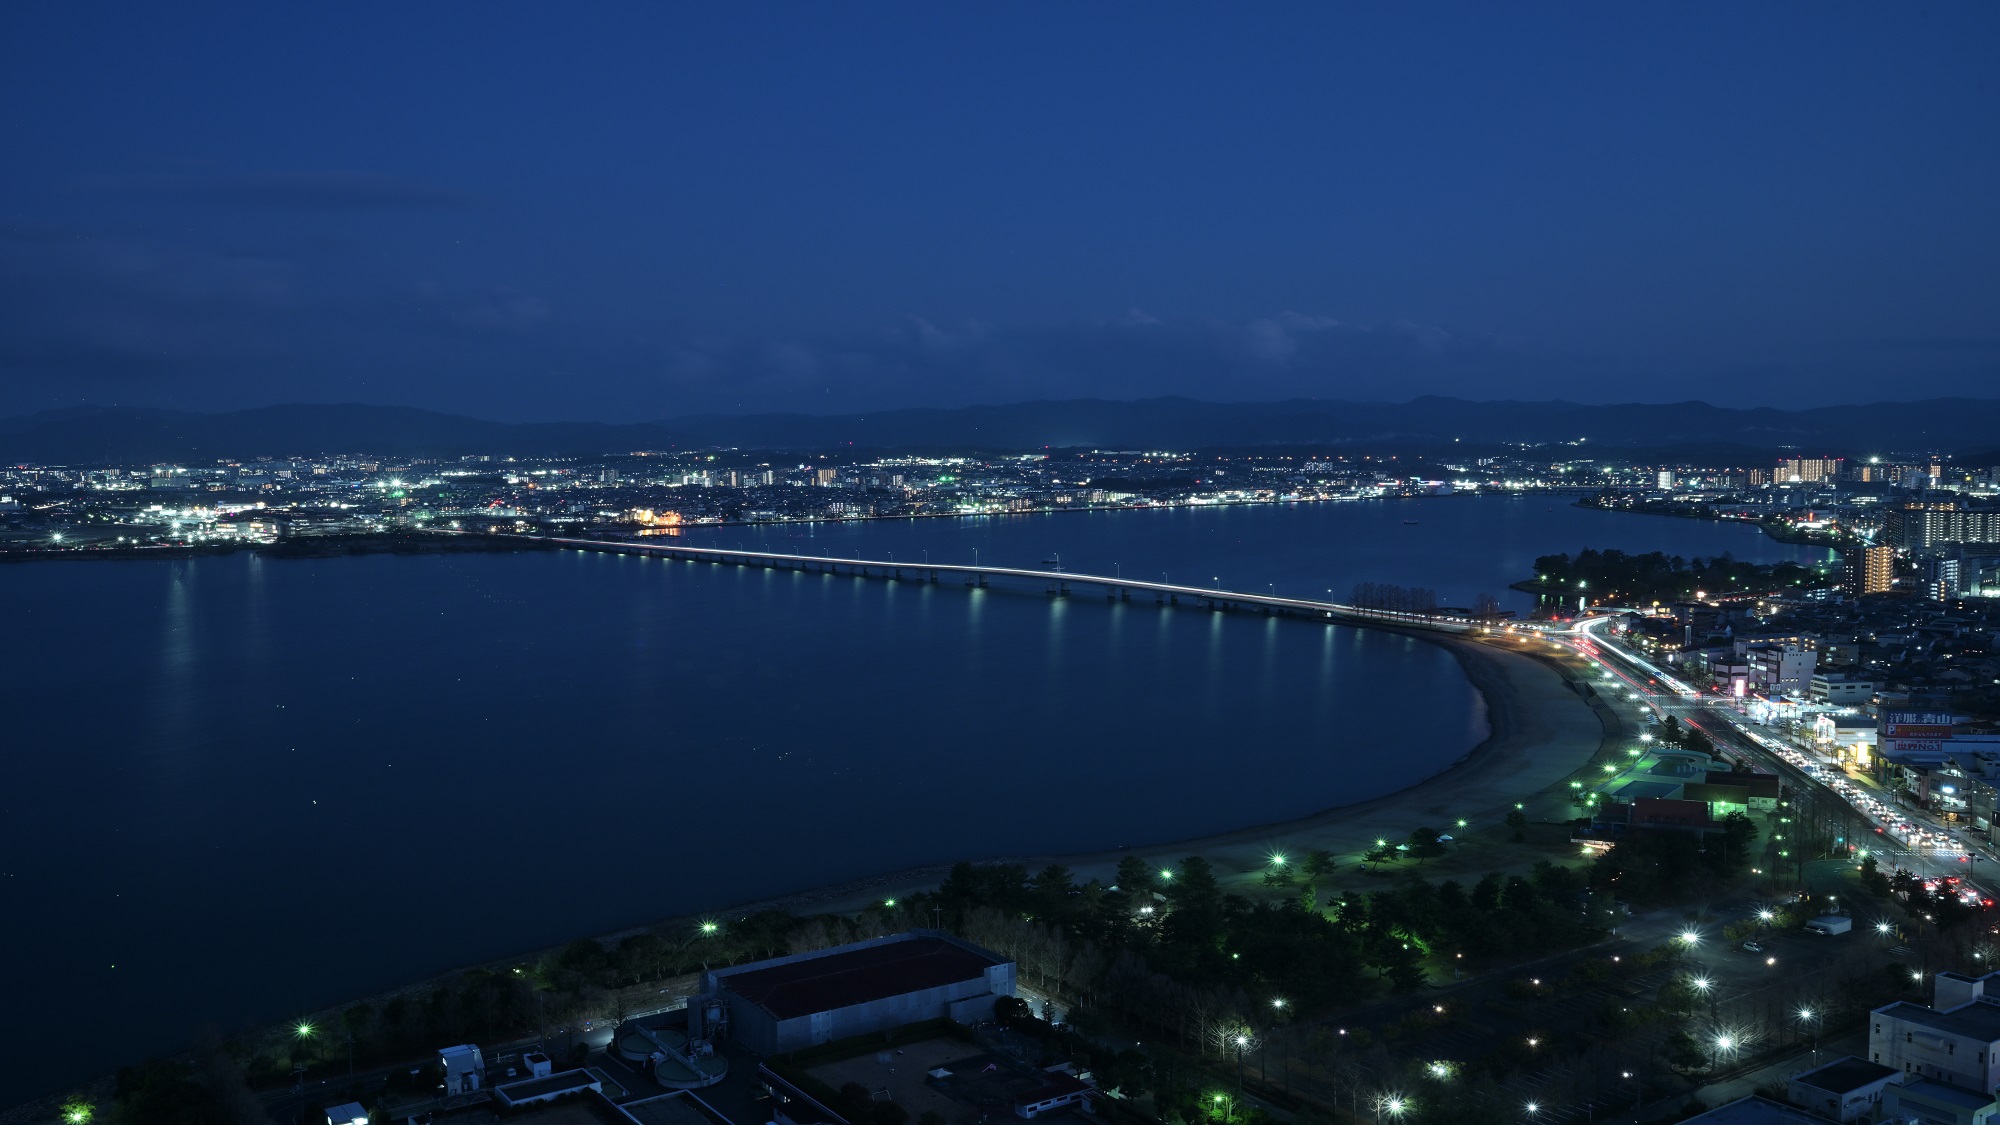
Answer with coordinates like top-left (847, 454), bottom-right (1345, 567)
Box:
top-left (673, 494), bottom-right (1832, 615)
top-left (0, 497), bottom-right (1819, 1101)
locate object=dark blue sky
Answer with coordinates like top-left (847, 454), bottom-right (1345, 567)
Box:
top-left (2, 4), bottom-right (1996, 420)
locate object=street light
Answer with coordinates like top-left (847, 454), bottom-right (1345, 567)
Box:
top-left (700, 921), bottom-right (719, 935)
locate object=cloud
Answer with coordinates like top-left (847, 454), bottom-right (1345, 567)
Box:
top-left (450, 289), bottom-right (552, 331)
top-left (80, 171), bottom-right (478, 211)
top-left (639, 313), bottom-right (1566, 414)
top-left (0, 212), bottom-right (1627, 419)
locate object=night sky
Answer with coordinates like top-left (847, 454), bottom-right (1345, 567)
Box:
top-left (2, 4), bottom-right (1996, 420)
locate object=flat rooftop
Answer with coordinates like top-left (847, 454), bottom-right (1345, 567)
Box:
top-left (1879, 999), bottom-right (2000, 1040)
top-left (1895, 1079), bottom-right (1998, 1110)
top-left (1792, 1056), bottom-right (1895, 1094)
top-left (439, 1094), bottom-right (630, 1125)
top-left (498, 1069), bottom-right (602, 1102)
top-left (721, 937), bottom-right (1001, 1020)
top-left (620, 1092), bottom-right (733, 1125)
top-left (1683, 1095), bottom-right (1828, 1124)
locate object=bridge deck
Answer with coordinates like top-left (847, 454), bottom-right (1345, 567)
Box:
top-left (530, 534), bottom-right (1539, 635)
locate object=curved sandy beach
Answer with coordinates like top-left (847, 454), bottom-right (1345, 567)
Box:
top-left (714, 629), bottom-right (1617, 916)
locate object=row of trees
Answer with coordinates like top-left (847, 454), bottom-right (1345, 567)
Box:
top-left (1531, 547), bottom-right (1818, 602)
top-left (930, 853), bottom-right (1619, 1057)
top-left (1348, 582), bottom-right (1440, 612)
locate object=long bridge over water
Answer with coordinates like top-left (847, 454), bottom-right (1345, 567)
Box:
top-left (524, 533), bottom-right (1552, 635)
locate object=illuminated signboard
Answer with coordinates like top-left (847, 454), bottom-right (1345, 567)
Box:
top-left (1881, 710), bottom-right (1955, 742)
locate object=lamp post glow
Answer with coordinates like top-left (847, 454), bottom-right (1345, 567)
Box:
top-left (700, 921), bottom-right (719, 935)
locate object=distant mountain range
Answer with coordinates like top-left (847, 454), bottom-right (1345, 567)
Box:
top-left (4, 397), bottom-right (1999, 464)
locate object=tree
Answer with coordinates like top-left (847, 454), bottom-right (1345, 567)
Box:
top-left (1505, 809), bottom-right (1528, 841)
top-left (1301, 849), bottom-right (1337, 880)
top-left (1860, 856), bottom-right (1892, 898)
top-left (1115, 856), bottom-right (1154, 895)
top-left (1662, 1030), bottom-right (1707, 1073)
top-left (1407, 827), bottom-right (1447, 863)
top-left (1655, 975), bottom-right (1700, 1019)
top-left (1373, 939), bottom-right (1427, 993)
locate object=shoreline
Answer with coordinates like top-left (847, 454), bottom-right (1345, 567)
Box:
top-left (0, 489), bottom-right (1470, 564)
top-left (1568, 498), bottom-right (1853, 551)
top-left (692, 629), bottom-right (1615, 920)
top-left (1, 604), bottom-right (1615, 1118)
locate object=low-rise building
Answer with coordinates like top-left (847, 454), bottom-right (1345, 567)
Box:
top-left (1870, 970), bottom-right (2000, 1092)
top-left (690, 931), bottom-right (1015, 1056)
top-left (1811, 670), bottom-right (1878, 705)
top-left (1676, 1094), bottom-right (1833, 1123)
top-left (1881, 1078), bottom-right (2000, 1125)
top-left (1785, 1056), bottom-right (1900, 1121)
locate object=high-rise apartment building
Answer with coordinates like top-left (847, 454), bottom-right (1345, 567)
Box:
top-left (1843, 545), bottom-right (1894, 596)
top-left (1926, 555), bottom-right (1964, 601)
top-left (1884, 502), bottom-right (2000, 550)
top-left (1778, 458), bottom-right (1841, 484)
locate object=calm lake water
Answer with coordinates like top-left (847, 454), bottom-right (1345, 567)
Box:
top-left (0, 497), bottom-right (1822, 1102)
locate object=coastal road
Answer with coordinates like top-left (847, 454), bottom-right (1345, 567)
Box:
top-left (1564, 618), bottom-right (1995, 908)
